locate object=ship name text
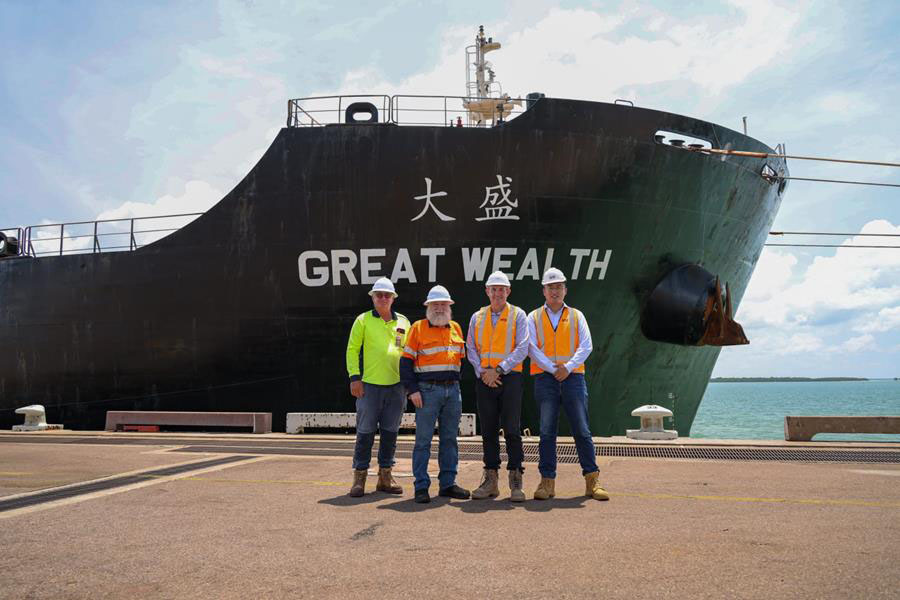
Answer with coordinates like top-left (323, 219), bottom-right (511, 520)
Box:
top-left (297, 247), bottom-right (612, 287)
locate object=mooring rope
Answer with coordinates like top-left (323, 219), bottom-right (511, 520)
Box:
top-left (698, 147), bottom-right (900, 168)
top-left (770, 231), bottom-right (900, 237)
top-left (777, 176), bottom-right (899, 188)
top-left (764, 243), bottom-right (900, 248)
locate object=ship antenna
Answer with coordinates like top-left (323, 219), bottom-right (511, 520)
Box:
top-left (463, 26), bottom-right (521, 127)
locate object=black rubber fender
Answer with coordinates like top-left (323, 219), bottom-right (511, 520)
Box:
top-left (641, 263), bottom-right (715, 345)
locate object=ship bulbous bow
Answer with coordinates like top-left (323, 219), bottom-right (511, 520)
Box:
top-left (641, 264), bottom-right (749, 347)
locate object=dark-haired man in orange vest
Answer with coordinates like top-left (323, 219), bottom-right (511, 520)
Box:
top-left (527, 267), bottom-right (609, 501)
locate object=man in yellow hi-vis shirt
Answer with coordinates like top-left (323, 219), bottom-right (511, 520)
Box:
top-left (346, 277), bottom-right (410, 497)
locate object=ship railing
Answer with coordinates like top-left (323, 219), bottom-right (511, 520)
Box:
top-left (286, 94), bottom-right (527, 128)
top-left (20, 212), bottom-right (204, 258)
top-left (287, 95), bottom-right (392, 127)
top-left (391, 94), bottom-right (525, 127)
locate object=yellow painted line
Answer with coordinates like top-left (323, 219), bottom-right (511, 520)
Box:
top-left (153, 476), bottom-right (900, 509)
top-left (163, 476), bottom-right (346, 486)
top-left (0, 471), bottom-right (33, 476)
top-left (611, 490), bottom-right (900, 509)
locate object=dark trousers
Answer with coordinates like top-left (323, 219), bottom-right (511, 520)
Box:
top-left (475, 372), bottom-right (524, 472)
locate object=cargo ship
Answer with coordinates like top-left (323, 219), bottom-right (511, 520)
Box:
top-left (0, 28), bottom-right (787, 435)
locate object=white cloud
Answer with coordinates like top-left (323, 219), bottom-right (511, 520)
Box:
top-left (718, 219), bottom-right (900, 375)
top-left (27, 180), bottom-right (222, 257)
top-left (816, 90), bottom-right (877, 118)
top-left (96, 180), bottom-right (221, 221)
top-left (738, 219), bottom-right (900, 328)
top-left (856, 306), bottom-right (900, 334)
top-left (739, 330), bottom-right (825, 355)
top-left (841, 334), bottom-right (875, 353)
top-left (323, 2), bottom-right (804, 103)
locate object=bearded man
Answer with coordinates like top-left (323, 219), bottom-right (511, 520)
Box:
top-left (400, 285), bottom-right (470, 504)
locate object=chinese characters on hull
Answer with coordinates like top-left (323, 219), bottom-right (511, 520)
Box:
top-left (410, 177), bottom-right (455, 222)
top-left (476, 175), bottom-right (519, 221)
top-left (409, 174), bottom-right (520, 223)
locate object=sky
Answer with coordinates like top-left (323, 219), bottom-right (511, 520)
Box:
top-left (1, 0), bottom-right (898, 377)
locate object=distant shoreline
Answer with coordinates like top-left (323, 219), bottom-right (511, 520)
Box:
top-left (710, 377), bottom-right (870, 383)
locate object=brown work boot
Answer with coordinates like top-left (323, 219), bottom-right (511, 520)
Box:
top-left (509, 470), bottom-right (526, 503)
top-left (349, 469), bottom-right (367, 497)
top-left (375, 467), bottom-right (403, 494)
top-left (533, 477), bottom-right (555, 500)
top-left (471, 468), bottom-right (500, 499)
top-left (585, 471), bottom-right (610, 501)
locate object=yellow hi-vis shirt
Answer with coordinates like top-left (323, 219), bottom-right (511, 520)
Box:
top-left (346, 309), bottom-right (410, 385)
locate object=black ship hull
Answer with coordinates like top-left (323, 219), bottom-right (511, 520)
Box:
top-left (0, 99), bottom-right (786, 435)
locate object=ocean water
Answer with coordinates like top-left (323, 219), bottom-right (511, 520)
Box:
top-left (689, 380), bottom-right (900, 441)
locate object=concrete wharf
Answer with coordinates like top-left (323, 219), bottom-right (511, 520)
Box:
top-left (1, 431), bottom-right (898, 599)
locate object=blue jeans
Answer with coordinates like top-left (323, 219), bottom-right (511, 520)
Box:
top-left (412, 382), bottom-right (462, 491)
top-left (353, 382), bottom-right (406, 470)
top-left (535, 373), bottom-right (598, 478)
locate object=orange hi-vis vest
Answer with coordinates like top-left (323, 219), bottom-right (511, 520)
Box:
top-left (474, 303), bottom-right (524, 372)
top-left (402, 319), bottom-right (465, 374)
top-left (529, 306), bottom-right (586, 375)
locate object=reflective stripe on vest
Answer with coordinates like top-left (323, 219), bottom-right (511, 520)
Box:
top-left (529, 306), bottom-right (586, 375)
top-left (414, 364), bottom-right (462, 373)
top-left (405, 320), bottom-right (465, 374)
top-left (475, 303), bottom-right (523, 372)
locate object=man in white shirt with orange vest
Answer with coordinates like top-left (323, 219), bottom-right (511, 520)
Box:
top-left (527, 267), bottom-right (609, 501)
top-left (400, 285), bottom-right (471, 504)
top-left (466, 271), bottom-right (530, 502)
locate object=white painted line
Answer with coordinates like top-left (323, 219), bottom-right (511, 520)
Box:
top-left (0, 456), bottom-right (271, 519)
top-left (847, 469), bottom-right (900, 477)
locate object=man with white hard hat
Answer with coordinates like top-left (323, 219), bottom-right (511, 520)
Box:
top-left (400, 285), bottom-right (471, 503)
top-left (527, 267), bottom-right (609, 501)
top-left (345, 277), bottom-right (411, 497)
top-left (465, 270), bottom-right (530, 502)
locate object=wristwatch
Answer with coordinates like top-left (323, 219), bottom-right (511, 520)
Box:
top-left (495, 365), bottom-right (506, 376)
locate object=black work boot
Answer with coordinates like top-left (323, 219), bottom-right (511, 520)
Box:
top-left (439, 484), bottom-right (471, 499)
top-left (414, 488), bottom-right (431, 503)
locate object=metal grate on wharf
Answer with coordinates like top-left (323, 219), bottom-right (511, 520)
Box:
top-left (450, 442), bottom-right (900, 465)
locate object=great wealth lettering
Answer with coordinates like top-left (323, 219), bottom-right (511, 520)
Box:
top-left (297, 247), bottom-right (613, 287)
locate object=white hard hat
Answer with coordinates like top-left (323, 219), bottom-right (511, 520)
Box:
top-left (369, 277), bottom-right (397, 297)
top-left (541, 267), bottom-right (567, 286)
top-left (424, 285), bottom-right (454, 305)
top-left (485, 271), bottom-right (511, 287)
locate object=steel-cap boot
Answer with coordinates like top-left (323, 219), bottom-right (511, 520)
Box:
top-left (509, 469), bottom-right (526, 503)
top-left (471, 468), bottom-right (500, 499)
top-left (349, 469), bottom-right (367, 497)
top-left (533, 477), bottom-right (555, 500)
top-left (376, 467), bottom-right (403, 494)
top-left (585, 471), bottom-right (610, 501)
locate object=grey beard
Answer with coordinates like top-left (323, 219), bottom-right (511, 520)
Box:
top-left (427, 307), bottom-right (451, 326)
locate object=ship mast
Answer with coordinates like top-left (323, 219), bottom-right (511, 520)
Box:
top-left (463, 25), bottom-right (521, 126)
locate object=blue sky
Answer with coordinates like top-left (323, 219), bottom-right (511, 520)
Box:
top-left (1, 0), bottom-right (898, 377)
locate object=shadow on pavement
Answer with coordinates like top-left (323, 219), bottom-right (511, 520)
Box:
top-left (318, 492), bottom-right (400, 507)
top-left (375, 496), bottom-right (453, 512)
top-left (455, 496), bottom-right (591, 513)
